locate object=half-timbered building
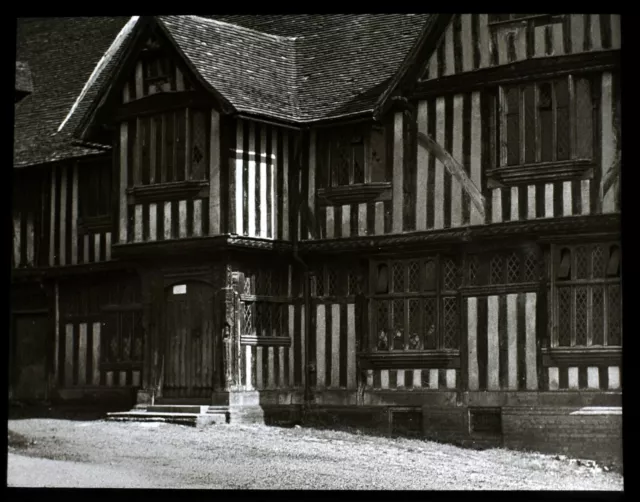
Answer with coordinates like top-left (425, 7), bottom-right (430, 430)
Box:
top-left (12, 14), bottom-right (621, 463)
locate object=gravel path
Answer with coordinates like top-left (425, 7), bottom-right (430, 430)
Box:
top-left (7, 418), bottom-right (624, 490)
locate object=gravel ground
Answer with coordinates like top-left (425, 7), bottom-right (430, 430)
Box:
top-left (7, 418), bottom-right (624, 490)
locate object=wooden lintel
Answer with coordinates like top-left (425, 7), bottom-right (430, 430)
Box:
top-left (417, 131), bottom-right (486, 219)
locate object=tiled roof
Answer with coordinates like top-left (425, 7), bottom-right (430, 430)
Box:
top-left (14, 17), bottom-right (135, 168)
top-left (14, 14), bottom-right (430, 167)
top-left (159, 16), bottom-right (300, 122)
top-left (15, 61), bottom-right (33, 94)
top-left (164, 14), bottom-right (430, 121)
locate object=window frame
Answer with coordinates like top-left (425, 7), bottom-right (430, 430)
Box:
top-left (370, 255), bottom-right (461, 353)
top-left (486, 73), bottom-right (598, 186)
top-left (550, 242), bottom-right (621, 349)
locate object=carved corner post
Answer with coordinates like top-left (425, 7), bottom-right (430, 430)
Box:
top-left (220, 264), bottom-right (242, 392)
top-left (355, 259), bottom-right (368, 406)
top-left (137, 268), bottom-right (163, 405)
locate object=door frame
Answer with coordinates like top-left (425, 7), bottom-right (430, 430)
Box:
top-left (10, 310), bottom-right (51, 402)
top-left (161, 278), bottom-right (219, 398)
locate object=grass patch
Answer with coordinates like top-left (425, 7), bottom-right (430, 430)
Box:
top-left (8, 430), bottom-right (32, 449)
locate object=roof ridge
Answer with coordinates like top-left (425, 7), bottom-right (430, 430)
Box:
top-left (184, 15), bottom-right (299, 41)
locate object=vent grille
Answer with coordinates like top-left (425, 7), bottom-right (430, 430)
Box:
top-left (469, 408), bottom-right (502, 434)
top-left (390, 408), bottom-right (422, 437)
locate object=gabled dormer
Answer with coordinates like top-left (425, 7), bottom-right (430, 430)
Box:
top-left (77, 18), bottom-right (234, 248)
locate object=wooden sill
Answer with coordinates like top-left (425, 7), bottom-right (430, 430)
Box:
top-left (487, 14), bottom-right (563, 27)
top-left (127, 180), bottom-right (209, 204)
top-left (78, 215), bottom-right (112, 234)
top-left (542, 347), bottom-right (622, 366)
top-left (240, 336), bottom-right (291, 347)
top-left (486, 159), bottom-right (594, 187)
top-left (317, 182), bottom-right (392, 206)
top-left (359, 351), bottom-right (460, 370)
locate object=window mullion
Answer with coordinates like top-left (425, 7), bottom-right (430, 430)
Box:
top-left (568, 74), bottom-right (576, 159)
top-left (185, 108), bottom-right (191, 181)
top-left (534, 83), bottom-right (542, 163)
top-left (436, 254), bottom-right (442, 350)
top-left (552, 81), bottom-right (558, 162)
top-left (519, 85), bottom-right (526, 165)
top-left (498, 86), bottom-right (508, 167)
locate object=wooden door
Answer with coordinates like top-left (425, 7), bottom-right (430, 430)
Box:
top-left (12, 315), bottom-right (49, 401)
top-left (163, 282), bottom-right (217, 398)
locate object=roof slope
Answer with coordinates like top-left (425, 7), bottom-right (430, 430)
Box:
top-left (159, 16), bottom-right (299, 121)
top-left (15, 62), bottom-right (33, 94)
top-left (15, 14), bottom-right (430, 167)
top-left (14, 17), bottom-right (135, 168)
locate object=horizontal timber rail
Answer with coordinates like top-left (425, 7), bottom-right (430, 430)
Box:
top-left (299, 214), bottom-right (620, 254)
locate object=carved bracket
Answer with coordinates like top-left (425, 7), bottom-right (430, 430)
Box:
top-left (317, 182), bottom-right (392, 207)
top-left (127, 180), bottom-right (209, 204)
top-left (487, 159), bottom-right (594, 187)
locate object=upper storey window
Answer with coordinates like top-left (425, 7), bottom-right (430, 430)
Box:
top-left (126, 107), bottom-right (210, 186)
top-left (486, 74), bottom-right (598, 185)
top-left (317, 123), bottom-right (388, 188)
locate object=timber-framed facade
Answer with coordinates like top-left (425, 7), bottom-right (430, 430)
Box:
top-left (12, 14), bottom-right (622, 463)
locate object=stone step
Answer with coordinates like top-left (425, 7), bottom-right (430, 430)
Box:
top-left (146, 405), bottom-right (208, 414)
top-left (105, 411), bottom-right (227, 428)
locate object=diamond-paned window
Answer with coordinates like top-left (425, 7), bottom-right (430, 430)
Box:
top-left (490, 255), bottom-right (505, 284)
top-left (557, 287), bottom-right (572, 347)
top-left (443, 258), bottom-right (458, 291)
top-left (424, 297), bottom-right (437, 350)
top-left (591, 286), bottom-right (605, 346)
top-left (190, 110), bottom-right (207, 180)
top-left (553, 243), bottom-right (621, 349)
top-left (408, 299), bottom-right (421, 350)
top-left (243, 302), bottom-right (253, 336)
top-left (523, 252), bottom-right (538, 282)
top-left (327, 268), bottom-right (337, 296)
top-left (507, 252), bottom-right (520, 283)
top-left (592, 245), bottom-right (606, 278)
top-left (392, 262), bottom-right (405, 293)
top-left (468, 255), bottom-right (479, 286)
top-left (575, 287), bottom-right (588, 346)
top-left (347, 270), bottom-right (358, 296)
top-left (442, 297), bottom-right (459, 349)
top-left (376, 300), bottom-right (389, 351)
top-left (608, 284), bottom-right (622, 346)
top-left (408, 261), bottom-right (420, 292)
top-left (575, 246), bottom-right (589, 279)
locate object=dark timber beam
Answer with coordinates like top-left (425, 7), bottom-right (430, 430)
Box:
top-left (417, 131), bottom-right (486, 220)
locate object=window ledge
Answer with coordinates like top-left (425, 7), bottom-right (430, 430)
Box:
top-left (317, 182), bottom-right (392, 207)
top-left (240, 336), bottom-right (291, 347)
top-left (542, 347), bottom-right (622, 366)
top-left (127, 180), bottom-right (209, 204)
top-left (487, 14), bottom-right (563, 28)
top-left (487, 159), bottom-right (594, 187)
top-left (359, 350), bottom-right (460, 369)
top-left (78, 215), bottom-right (112, 234)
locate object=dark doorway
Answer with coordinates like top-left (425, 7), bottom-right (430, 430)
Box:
top-left (12, 314), bottom-right (49, 402)
top-left (162, 281), bottom-right (218, 399)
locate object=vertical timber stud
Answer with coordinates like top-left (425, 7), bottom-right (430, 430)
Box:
top-left (392, 111), bottom-right (404, 233)
top-left (308, 129), bottom-right (317, 240)
top-left (119, 122), bottom-right (129, 243)
top-left (210, 110), bottom-right (221, 235)
top-left (416, 101), bottom-right (429, 230)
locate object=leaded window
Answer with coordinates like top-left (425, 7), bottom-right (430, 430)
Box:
top-left (372, 256), bottom-right (460, 352)
top-left (467, 248), bottom-right (540, 286)
top-left (241, 265), bottom-right (288, 338)
top-left (553, 243), bottom-right (621, 348)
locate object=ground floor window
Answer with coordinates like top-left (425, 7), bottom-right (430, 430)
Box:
top-left (552, 242), bottom-right (621, 348)
top-left (371, 255), bottom-right (461, 351)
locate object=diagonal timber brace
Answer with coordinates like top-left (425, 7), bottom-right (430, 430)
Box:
top-left (417, 131), bottom-right (486, 220)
